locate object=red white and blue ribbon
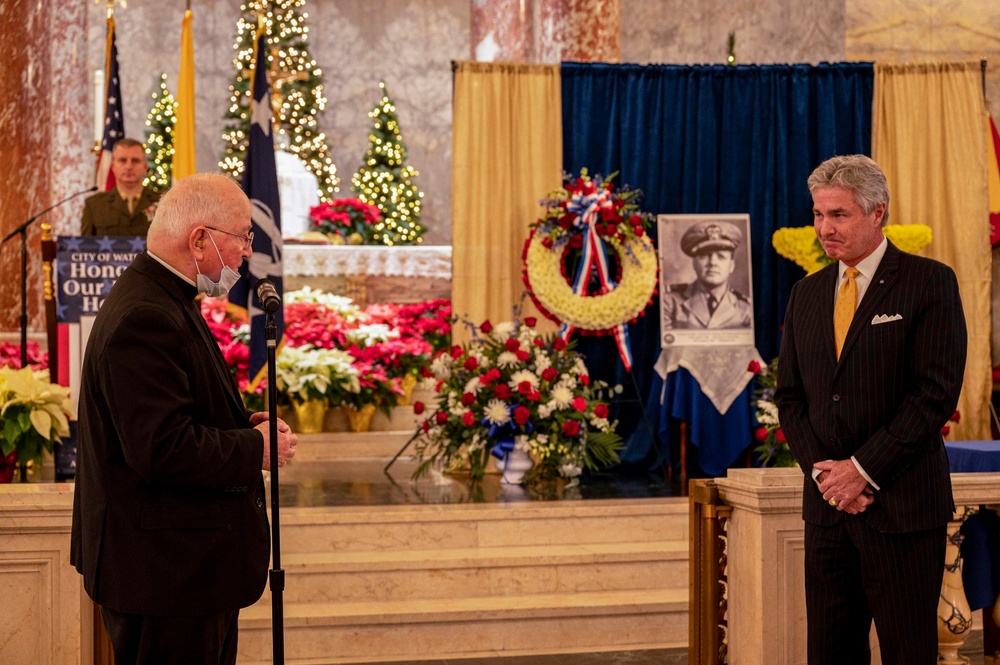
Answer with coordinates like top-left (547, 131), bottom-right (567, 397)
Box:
top-left (558, 189), bottom-right (634, 371)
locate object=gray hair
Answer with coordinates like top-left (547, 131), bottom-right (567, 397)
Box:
top-left (148, 173), bottom-right (247, 244)
top-left (807, 154), bottom-right (890, 226)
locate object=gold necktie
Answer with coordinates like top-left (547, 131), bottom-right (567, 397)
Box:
top-left (834, 267), bottom-right (860, 359)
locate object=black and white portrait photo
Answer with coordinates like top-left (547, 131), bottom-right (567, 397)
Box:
top-left (658, 214), bottom-right (755, 347)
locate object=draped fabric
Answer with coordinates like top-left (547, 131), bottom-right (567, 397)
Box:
top-left (561, 62), bottom-right (875, 470)
top-left (451, 62), bottom-right (563, 341)
top-left (872, 61), bottom-right (991, 441)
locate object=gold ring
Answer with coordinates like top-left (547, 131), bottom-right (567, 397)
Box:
top-left (829, 497), bottom-right (838, 507)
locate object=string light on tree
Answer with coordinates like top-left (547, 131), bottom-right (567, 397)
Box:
top-left (351, 81), bottom-right (425, 246)
top-left (143, 72), bottom-right (177, 194)
top-left (220, 0), bottom-right (339, 199)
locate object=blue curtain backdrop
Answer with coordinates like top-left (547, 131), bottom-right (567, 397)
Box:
top-left (560, 62), bottom-right (874, 474)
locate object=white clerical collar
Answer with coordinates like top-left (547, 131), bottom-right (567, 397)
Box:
top-left (148, 250), bottom-right (196, 287)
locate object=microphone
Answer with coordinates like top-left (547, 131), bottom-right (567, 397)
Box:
top-left (2, 186), bottom-right (99, 244)
top-left (254, 278), bottom-right (282, 313)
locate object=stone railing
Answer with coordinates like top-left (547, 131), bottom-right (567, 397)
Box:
top-left (712, 468), bottom-right (1000, 665)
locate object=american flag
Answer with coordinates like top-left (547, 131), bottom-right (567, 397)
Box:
top-left (230, 29), bottom-right (284, 390)
top-left (95, 16), bottom-right (124, 192)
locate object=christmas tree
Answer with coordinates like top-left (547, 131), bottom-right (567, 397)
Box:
top-left (143, 73), bottom-right (177, 194)
top-left (351, 82), bottom-right (425, 246)
top-left (220, 0), bottom-right (338, 198)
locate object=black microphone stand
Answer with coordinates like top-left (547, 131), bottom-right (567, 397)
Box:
top-left (2, 187), bottom-right (96, 368)
top-left (264, 311), bottom-right (285, 665)
top-left (3, 213), bottom-right (47, 369)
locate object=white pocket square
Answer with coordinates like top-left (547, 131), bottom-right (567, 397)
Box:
top-left (871, 313), bottom-right (902, 325)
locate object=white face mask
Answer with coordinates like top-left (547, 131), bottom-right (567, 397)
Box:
top-left (194, 232), bottom-right (242, 297)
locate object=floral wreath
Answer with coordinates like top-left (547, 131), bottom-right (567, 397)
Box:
top-left (522, 170), bottom-right (658, 371)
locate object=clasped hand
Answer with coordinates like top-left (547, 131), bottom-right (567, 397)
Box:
top-left (815, 459), bottom-right (873, 514)
top-left (251, 412), bottom-right (298, 470)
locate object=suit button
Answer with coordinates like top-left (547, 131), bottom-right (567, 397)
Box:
top-left (256, 497), bottom-right (264, 508)
top-left (832, 395), bottom-right (840, 402)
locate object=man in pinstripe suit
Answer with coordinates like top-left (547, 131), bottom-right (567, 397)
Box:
top-left (775, 154), bottom-right (967, 664)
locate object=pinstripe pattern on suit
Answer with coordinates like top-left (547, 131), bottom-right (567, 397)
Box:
top-left (775, 240), bottom-right (967, 664)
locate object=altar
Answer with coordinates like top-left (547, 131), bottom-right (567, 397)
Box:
top-left (283, 244), bottom-right (451, 306)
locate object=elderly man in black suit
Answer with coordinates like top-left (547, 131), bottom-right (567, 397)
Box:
top-left (775, 154), bottom-right (966, 665)
top-left (71, 173), bottom-right (298, 665)
top-left (81, 137), bottom-right (161, 237)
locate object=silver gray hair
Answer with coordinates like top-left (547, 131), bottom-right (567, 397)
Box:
top-left (149, 173), bottom-right (246, 240)
top-left (807, 154), bottom-right (890, 226)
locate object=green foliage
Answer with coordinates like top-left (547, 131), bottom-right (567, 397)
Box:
top-left (0, 406), bottom-right (56, 466)
top-left (351, 82), bottom-right (425, 246)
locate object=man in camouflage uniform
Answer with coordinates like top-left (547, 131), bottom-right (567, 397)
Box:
top-left (662, 220), bottom-right (752, 329)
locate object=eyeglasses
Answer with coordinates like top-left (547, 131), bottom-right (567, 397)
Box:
top-left (205, 226), bottom-right (254, 250)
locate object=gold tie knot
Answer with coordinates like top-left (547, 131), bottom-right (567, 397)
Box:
top-left (834, 267), bottom-right (860, 359)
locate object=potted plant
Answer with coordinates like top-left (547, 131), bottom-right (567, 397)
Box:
top-left (309, 198), bottom-right (381, 245)
top-left (342, 360), bottom-right (405, 432)
top-left (274, 345), bottom-right (359, 433)
top-left (412, 318), bottom-right (622, 485)
top-left (0, 366), bottom-right (74, 482)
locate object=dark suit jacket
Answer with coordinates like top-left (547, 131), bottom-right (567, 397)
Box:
top-left (775, 241), bottom-right (966, 533)
top-left (70, 253), bottom-right (269, 616)
top-left (81, 187), bottom-right (160, 236)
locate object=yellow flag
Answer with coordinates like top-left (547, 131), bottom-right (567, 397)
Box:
top-left (171, 8), bottom-right (196, 181)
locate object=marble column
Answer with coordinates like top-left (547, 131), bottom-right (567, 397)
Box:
top-left (0, 0), bottom-right (90, 335)
top-left (471, 0), bottom-right (620, 63)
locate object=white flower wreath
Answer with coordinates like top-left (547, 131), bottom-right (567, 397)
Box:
top-left (523, 230), bottom-right (659, 332)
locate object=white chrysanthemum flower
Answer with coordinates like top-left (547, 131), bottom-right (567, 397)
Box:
top-left (430, 355), bottom-right (453, 380)
top-left (757, 401), bottom-right (780, 426)
top-left (483, 399), bottom-right (511, 425)
top-left (508, 369), bottom-right (539, 390)
top-left (534, 353), bottom-right (551, 372)
top-left (496, 351), bottom-right (520, 368)
top-left (491, 321), bottom-right (516, 340)
top-left (537, 403), bottom-right (556, 419)
top-left (464, 377), bottom-right (482, 395)
top-left (549, 384), bottom-right (574, 409)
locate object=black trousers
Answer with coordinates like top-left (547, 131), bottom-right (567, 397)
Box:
top-left (100, 605), bottom-right (240, 665)
top-left (804, 519), bottom-right (947, 665)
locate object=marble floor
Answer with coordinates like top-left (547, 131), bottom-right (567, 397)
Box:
top-left (276, 458), bottom-right (678, 508)
top-left (340, 648), bottom-right (688, 665)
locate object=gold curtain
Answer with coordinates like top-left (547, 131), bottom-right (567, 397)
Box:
top-left (451, 62), bottom-right (563, 341)
top-left (872, 61), bottom-right (991, 440)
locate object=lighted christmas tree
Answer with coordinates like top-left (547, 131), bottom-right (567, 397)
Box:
top-left (219, 0), bottom-right (338, 198)
top-left (351, 82), bottom-right (425, 246)
top-left (143, 73), bottom-right (177, 194)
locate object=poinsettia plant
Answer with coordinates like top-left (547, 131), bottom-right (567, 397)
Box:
top-left (412, 318), bottom-right (623, 484)
top-left (309, 198), bottom-right (381, 245)
top-left (0, 367), bottom-right (74, 473)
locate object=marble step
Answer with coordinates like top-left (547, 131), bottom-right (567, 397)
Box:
top-left (238, 587), bottom-right (687, 664)
top-left (292, 430), bottom-right (418, 461)
top-left (257, 540), bottom-right (687, 604)
top-left (277, 498), bottom-right (688, 554)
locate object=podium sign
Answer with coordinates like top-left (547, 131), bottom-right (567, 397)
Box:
top-left (56, 236), bottom-right (146, 322)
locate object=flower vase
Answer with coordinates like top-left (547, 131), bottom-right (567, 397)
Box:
top-left (293, 399), bottom-right (327, 434)
top-left (494, 441), bottom-right (533, 485)
top-left (396, 373), bottom-right (419, 406)
top-left (346, 403), bottom-right (377, 432)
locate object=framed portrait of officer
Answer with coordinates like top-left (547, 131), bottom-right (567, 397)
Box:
top-left (657, 214), bottom-right (755, 348)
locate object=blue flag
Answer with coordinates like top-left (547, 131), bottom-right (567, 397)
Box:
top-left (230, 29), bottom-right (283, 390)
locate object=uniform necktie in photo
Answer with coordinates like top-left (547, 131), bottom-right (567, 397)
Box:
top-left (834, 267), bottom-right (860, 359)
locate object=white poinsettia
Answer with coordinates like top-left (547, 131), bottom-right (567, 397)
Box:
top-left (346, 323), bottom-right (399, 346)
top-left (275, 345), bottom-right (359, 403)
top-left (285, 286), bottom-right (362, 321)
top-left (0, 367), bottom-right (73, 441)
